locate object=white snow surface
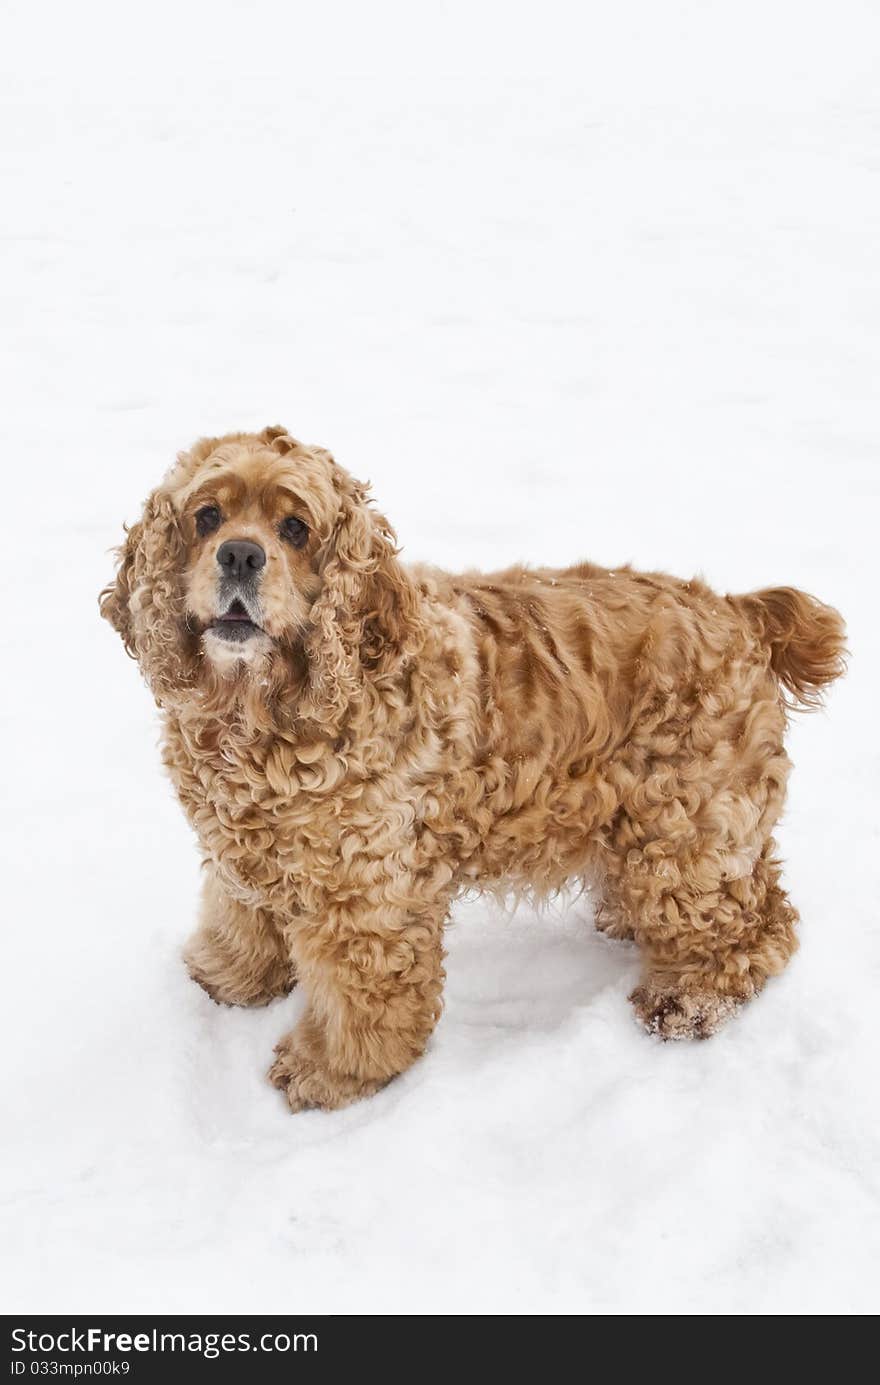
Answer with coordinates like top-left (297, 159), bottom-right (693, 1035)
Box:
top-left (2, 2), bottom-right (879, 1315)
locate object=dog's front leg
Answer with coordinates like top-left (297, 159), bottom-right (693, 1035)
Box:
top-left (269, 892), bottom-right (449, 1112)
top-left (184, 867), bottom-right (295, 1007)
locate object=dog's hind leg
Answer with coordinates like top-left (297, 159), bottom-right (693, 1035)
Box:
top-left (184, 867), bottom-right (295, 1007)
top-left (624, 841), bottom-right (799, 1038)
top-left (601, 743), bottom-right (799, 1038)
top-left (599, 679), bottom-right (802, 1036)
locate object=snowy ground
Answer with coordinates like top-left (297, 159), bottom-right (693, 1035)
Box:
top-left (2, 3), bottom-right (879, 1315)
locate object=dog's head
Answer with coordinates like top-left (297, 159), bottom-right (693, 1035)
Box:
top-left (100, 426), bottom-right (420, 724)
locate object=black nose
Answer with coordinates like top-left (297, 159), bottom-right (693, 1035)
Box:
top-left (216, 539), bottom-right (266, 579)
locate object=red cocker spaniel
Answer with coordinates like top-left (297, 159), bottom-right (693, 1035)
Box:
top-left (101, 427), bottom-right (846, 1110)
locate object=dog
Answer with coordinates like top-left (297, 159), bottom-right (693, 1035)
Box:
top-left (100, 426), bottom-right (846, 1110)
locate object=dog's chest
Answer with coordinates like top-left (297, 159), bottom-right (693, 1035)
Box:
top-left (163, 718), bottom-right (343, 908)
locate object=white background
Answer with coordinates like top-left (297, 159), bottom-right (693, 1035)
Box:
top-left (1, 1), bottom-right (878, 1314)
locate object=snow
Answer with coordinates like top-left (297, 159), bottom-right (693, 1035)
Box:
top-left (2, 1), bottom-right (879, 1315)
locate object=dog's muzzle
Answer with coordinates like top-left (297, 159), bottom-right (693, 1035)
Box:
top-left (210, 540), bottom-right (265, 642)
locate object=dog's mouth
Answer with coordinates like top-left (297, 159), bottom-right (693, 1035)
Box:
top-left (209, 598), bottom-right (263, 643)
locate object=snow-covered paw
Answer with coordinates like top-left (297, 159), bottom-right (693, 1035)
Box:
top-left (630, 977), bottom-right (740, 1040)
top-left (268, 1034), bottom-right (386, 1113)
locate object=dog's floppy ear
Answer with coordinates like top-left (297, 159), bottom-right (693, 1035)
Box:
top-left (99, 490), bottom-right (197, 700)
top-left (303, 475), bottom-right (422, 731)
top-left (100, 519), bottom-right (142, 656)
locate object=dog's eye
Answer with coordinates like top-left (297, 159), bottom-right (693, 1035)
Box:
top-left (195, 505), bottom-right (222, 537)
top-left (279, 515), bottom-right (309, 549)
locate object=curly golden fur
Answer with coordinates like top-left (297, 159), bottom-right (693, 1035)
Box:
top-left (100, 427), bottom-right (846, 1110)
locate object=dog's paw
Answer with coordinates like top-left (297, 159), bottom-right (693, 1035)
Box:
top-left (630, 977), bottom-right (741, 1040)
top-left (184, 934), bottom-right (295, 1008)
top-left (268, 1034), bottom-right (386, 1113)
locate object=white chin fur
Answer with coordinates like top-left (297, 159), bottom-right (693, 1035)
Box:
top-left (202, 627), bottom-right (273, 673)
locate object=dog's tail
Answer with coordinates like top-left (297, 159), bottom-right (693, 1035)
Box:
top-left (736, 586), bottom-right (847, 708)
